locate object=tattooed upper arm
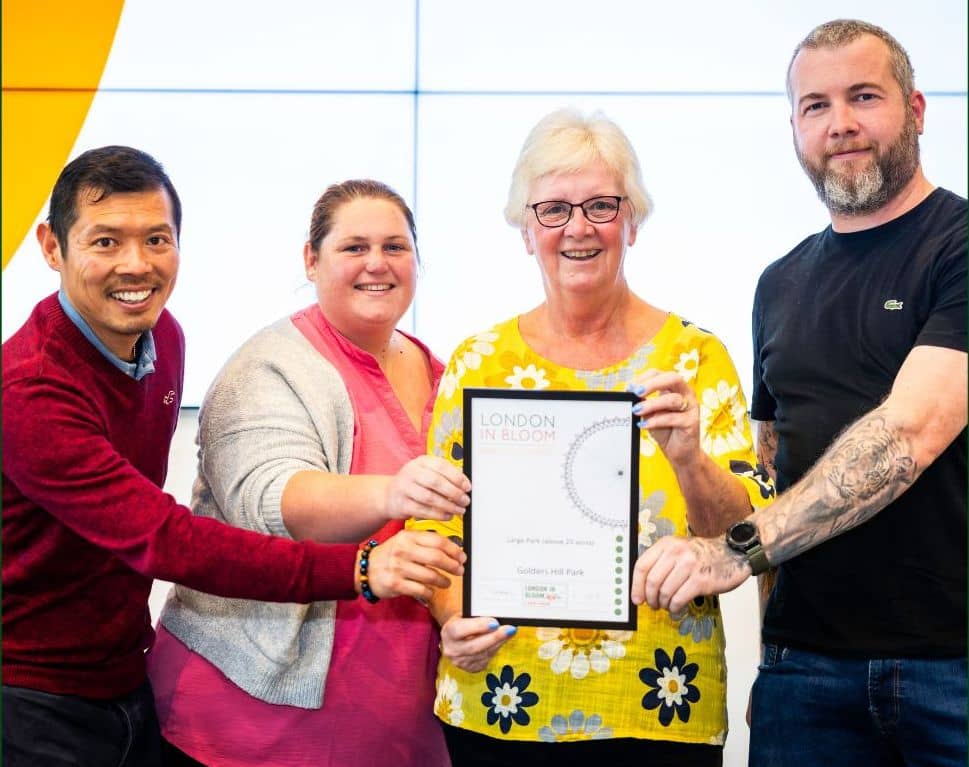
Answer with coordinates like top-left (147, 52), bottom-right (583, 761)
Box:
top-left (754, 420), bottom-right (778, 483)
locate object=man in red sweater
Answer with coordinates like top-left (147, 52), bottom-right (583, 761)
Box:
top-left (1, 146), bottom-right (466, 766)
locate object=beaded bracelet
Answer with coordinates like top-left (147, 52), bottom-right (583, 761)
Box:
top-left (358, 538), bottom-right (380, 604)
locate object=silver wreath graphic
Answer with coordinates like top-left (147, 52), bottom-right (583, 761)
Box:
top-left (561, 416), bottom-right (631, 528)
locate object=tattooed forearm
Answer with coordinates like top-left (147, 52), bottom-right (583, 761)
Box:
top-left (826, 423), bottom-right (916, 503)
top-left (755, 420), bottom-right (778, 482)
top-left (757, 408), bottom-right (918, 564)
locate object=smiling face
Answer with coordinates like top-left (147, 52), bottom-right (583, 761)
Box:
top-left (789, 34), bottom-right (924, 216)
top-left (38, 186), bottom-right (179, 360)
top-left (522, 160), bottom-right (636, 301)
top-left (306, 196), bottom-right (417, 344)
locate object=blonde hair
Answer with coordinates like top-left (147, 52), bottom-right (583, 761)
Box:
top-left (504, 108), bottom-right (652, 229)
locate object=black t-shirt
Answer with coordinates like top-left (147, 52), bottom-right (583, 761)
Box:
top-left (751, 188), bottom-right (967, 657)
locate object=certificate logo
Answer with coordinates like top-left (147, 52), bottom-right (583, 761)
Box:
top-left (522, 582), bottom-right (567, 608)
top-left (478, 409), bottom-right (556, 444)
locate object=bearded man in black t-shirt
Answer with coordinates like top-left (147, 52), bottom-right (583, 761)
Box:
top-left (630, 19), bottom-right (967, 767)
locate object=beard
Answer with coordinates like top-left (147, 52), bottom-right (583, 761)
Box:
top-left (796, 110), bottom-right (921, 216)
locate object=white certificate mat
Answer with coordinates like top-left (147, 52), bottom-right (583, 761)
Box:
top-left (463, 388), bottom-right (639, 629)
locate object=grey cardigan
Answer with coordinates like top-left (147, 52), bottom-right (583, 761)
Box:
top-left (159, 317), bottom-right (355, 708)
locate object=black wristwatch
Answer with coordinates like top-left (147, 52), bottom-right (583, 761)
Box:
top-left (725, 520), bottom-right (769, 576)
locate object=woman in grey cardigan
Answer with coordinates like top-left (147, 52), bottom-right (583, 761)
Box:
top-left (148, 180), bottom-right (468, 766)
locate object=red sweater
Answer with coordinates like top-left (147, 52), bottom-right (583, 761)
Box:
top-left (2, 294), bottom-right (358, 699)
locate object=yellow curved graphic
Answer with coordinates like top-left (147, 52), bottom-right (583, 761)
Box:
top-left (2, 0), bottom-right (125, 270)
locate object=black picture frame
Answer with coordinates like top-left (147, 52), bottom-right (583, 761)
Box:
top-left (462, 387), bottom-right (639, 629)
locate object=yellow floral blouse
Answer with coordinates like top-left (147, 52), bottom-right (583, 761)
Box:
top-left (409, 313), bottom-right (774, 746)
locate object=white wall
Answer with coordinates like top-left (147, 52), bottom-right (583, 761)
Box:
top-left (153, 409), bottom-right (763, 765)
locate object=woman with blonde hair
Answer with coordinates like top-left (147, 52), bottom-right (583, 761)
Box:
top-left (410, 109), bottom-right (775, 766)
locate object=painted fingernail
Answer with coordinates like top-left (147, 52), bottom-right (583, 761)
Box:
top-left (505, 626), bottom-right (518, 636)
top-left (637, 419), bottom-right (648, 429)
top-left (626, 383), bottom-right (646, 396)
top-left (632, 402), bottom-right (645, 415)
top-left (488, 621), bottom-right (499, 630)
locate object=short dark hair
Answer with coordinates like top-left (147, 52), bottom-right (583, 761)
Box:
top-left (308, 179), bottom-right (417, 257)
top-left (48, 145), bottom-right (182, 254)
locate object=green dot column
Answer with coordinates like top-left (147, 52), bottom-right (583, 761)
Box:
top-left (614, 534), bottom-right (625, 615)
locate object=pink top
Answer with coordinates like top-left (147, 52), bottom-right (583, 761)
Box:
top-left (149, 306), bottom-right (449, 766)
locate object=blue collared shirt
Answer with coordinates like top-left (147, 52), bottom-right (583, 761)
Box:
top-left (58, 290), bottom-right (157, 380)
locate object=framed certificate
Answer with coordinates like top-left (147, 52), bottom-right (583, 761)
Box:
top-left (462, 387), bottom-right (639, 629)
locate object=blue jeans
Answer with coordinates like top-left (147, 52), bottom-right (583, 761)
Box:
top-left (3, 680), bottom-right (162, 767)
top-left (749, 644), bottom-right (967, 767)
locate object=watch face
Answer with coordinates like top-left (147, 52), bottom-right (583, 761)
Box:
top-left (729, 521), bottom-right (757, 546)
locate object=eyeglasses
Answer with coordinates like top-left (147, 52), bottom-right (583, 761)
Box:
top-left (529, 195), bottom-right (626, 228)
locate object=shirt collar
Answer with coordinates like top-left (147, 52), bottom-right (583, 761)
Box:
top-left (58, 290), bottom-right (157, 380)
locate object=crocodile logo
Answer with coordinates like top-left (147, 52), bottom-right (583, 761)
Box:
top-left (883, 299), bottom-right (904, 311)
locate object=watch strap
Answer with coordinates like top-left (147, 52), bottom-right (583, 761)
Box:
top-left (746, 543), bottom-right (769, 576)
